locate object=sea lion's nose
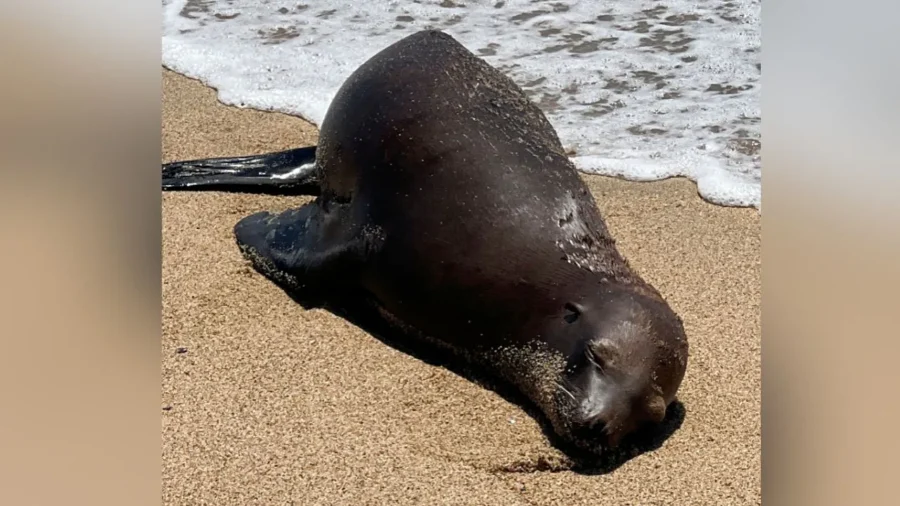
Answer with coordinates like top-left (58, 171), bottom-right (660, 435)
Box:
top-left (570, 415), bottom-right (608, 443)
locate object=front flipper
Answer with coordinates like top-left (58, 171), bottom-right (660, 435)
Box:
top-left (162, 146), bottom-right (319, 195)
top-left (234, 202), bottom-right (383, 302)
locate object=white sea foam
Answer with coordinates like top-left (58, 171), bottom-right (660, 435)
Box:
top-left (162, 0), bottom-right (760, 208)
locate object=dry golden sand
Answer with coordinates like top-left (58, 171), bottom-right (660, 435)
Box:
top-left (162, 68), bottom-right (760, 505)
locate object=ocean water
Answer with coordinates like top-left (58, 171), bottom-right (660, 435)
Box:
top-left (162, 0), bottom-right (760, 208)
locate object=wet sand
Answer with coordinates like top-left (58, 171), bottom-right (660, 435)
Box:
top-left (162, 68), bottom-right (760, 505)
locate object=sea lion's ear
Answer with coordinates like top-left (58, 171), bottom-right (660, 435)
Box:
top-left (587, 338), bottom-right (618, 363)
top-left (563, 302), bottom-right (582, 324)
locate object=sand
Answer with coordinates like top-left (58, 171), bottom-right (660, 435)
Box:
top-left (162, 68), bottom-right (760, 505)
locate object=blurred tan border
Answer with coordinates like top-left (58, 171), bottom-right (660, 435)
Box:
top-left (0, 3), bottom-right (161, 505)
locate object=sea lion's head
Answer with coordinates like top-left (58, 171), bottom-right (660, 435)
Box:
top-left (553, 286), bottom-right (688, 454)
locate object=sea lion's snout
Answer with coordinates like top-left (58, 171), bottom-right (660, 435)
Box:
top-left (568, 385), bottom-right (635, 450)
top-left (560, 371), bottom-right (664, 452)
top-left (555, 297), bottom-right (685, 453)
top-left (555, 342), bottom-right (631, 451)
top-left (568, 416), bottom-right (611, 449)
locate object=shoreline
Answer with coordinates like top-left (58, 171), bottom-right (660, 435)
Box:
top-left (161, 64), bottom-right (760, 211)
top-left (162, 67), bottom-right (760, 505)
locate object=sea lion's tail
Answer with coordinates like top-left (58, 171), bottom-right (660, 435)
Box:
top-left (161, 146), bottom-right (320, 195)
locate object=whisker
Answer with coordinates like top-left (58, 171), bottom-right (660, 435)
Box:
top-left (556, 381), bottom-right (577, 401)
top-left (584, 348), bottom-right (604, 373)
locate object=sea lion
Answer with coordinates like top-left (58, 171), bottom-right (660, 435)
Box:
top-left (162, 29), bottom-right (689, 455)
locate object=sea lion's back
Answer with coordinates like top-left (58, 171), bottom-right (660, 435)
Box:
top-left (316, 30), bottom-right (572, 198)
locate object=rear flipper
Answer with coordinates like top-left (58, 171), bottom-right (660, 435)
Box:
top-left (234, 203), bottom-right (383, 302)
top-left (162, 146), bottom-right (319, 195)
